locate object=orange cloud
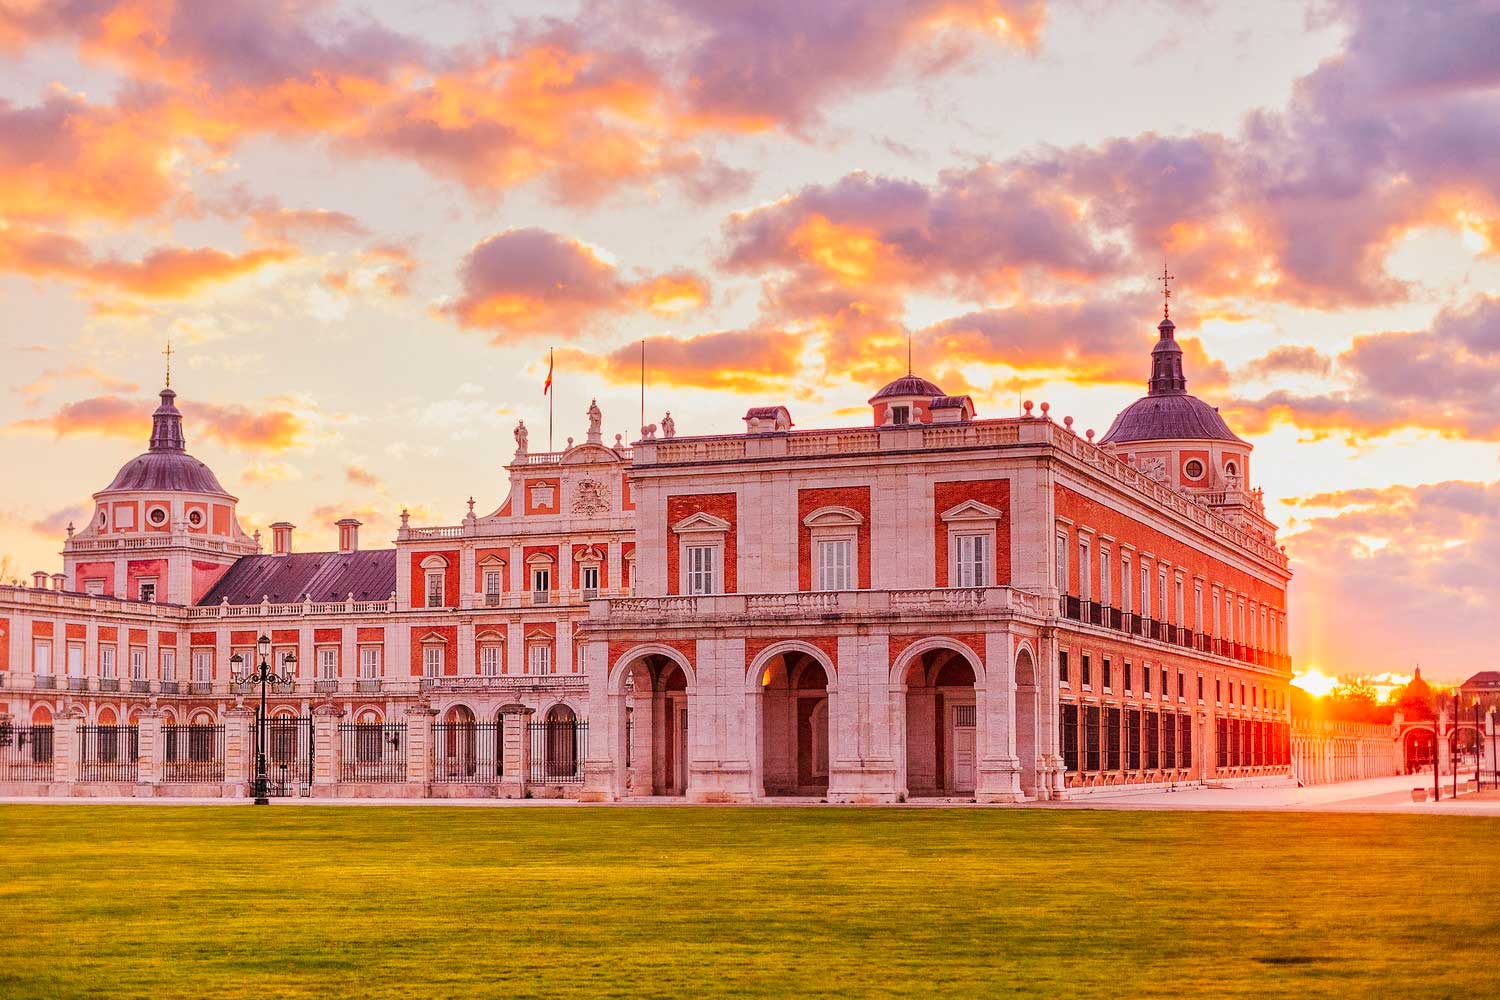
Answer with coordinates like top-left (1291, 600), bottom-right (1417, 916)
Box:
top-left (626, 271), bottom-right (710, 314)
top-left (584, 329), bottom-right (805, 394)
top-left (345, 465), bottom-right (384, 489)
top-left (0, 224), bottom-right (293, 298)
top-left (11, 394), bottom-right (307, 451)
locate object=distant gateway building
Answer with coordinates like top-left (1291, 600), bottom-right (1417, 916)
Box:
top-left (0, 311), bottom-right (1294, 801)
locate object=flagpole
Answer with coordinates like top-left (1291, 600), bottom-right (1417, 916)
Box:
top-left (639, 338), bottom-right (645, 437)
top-left (548, 347), bottom-right (554, 453)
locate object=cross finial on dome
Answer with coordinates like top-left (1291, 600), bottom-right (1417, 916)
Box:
top-left (163, 336), bottom-right (173, 388)
top-left (1158, 265), bottom-right (1174, 320)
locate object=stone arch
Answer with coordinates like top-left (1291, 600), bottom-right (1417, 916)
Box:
top-left (746, 640), bottom-right (837, 693)
top-left (613, 645), bottom-right (694, 797)
top-left (354, 706), bottom-right (384, 724)
top-left (1014, 645), bottom-right (1039, 797)
top-left (441, 703), bottom-right (477, 724)
top-left (889, 636), bottom-right (985, 687)
top-left (895, 638), bottom-right (984, 798)
top-left (31, 705), bottom-right (52, 725)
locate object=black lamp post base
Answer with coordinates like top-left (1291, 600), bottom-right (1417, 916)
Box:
top-left (253, 796), bottom-right (270, 806)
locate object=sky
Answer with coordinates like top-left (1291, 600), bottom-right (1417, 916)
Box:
top-left (0, 0), bottom-right (1497, 686)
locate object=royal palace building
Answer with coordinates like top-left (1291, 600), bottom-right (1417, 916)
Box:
top-left (0, 311), bottom-right (1295, 801)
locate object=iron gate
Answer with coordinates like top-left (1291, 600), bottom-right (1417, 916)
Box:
top-left (528, 719), bottom-right (588, 784)
top-left (264, 716), bottom-right (314, 796)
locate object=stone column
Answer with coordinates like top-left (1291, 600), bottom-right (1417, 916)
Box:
top-left (224, 706), bottom-right (253, 797)
top-left (976, 629), bottom-right (1022, 803)
top-left (579, 636), bottom-right (618, 802)
top-left (1037, 626), bottom-right (1065, 800)
top-left (135, 709), bottom-right (162, 795)
top-left (311, 703), bottom-right (341, 795)
top-left (498, 703), bottom-right (533, 799)
top-left (828, 632), bottom-right (899, 804)
top-left (405, 705), bottom-right (434, 789)
top-left (54, 709), bottom-right (83, 788)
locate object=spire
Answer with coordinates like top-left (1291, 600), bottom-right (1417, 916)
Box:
top-left (149, 387), bottom-right (186, 452)
top-left (163, 336), bottom-right (173, 389)
top-left (1147, 269), bottom-right (1186, 395)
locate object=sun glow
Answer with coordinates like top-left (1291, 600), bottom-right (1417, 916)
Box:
top-left (1291, 668), bottom-right (1339, 699)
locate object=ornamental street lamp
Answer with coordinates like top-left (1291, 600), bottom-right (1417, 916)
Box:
top-left (1474, 696), bottom-right (1484, 793)
top-left (230, 634), bottom-right (296, 806)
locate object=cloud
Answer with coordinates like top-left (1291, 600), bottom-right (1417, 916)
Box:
top-left (1237, 346), bottom-right (1333, 381)
top-left (1223, 295), bottom-right (1500, 440)
top-left (11, 394), bottom-right (307, 451)
top-left (30, 504), bottom-right (87, 538)
top-left (1283, 478), bottom-right (1500, 678)
top-left (345, 464), bottom-right (383, 489)
top-left (584, 328), bottom-right (806, 394)
top-left (15, 365), bottom-right (139, 404)
top-left (247, 207), bottom-right (367, 245)
top-left (443, 227), bottom-right (707, 338)
top-left (0, 224), bottom-right (293, 299)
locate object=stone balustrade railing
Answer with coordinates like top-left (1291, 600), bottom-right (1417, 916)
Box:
top-left (594, 586), bottom-right (1045, 624)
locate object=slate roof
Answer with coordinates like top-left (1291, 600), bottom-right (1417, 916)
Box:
top-left (869, 374), bottom-right (944, 402)
top-left (1098, 393), bottom-right (1246, 445)
top-left (198, 549), bottom-right (397, 605)
top-left (1462, 671), bottom-right (1500, 689)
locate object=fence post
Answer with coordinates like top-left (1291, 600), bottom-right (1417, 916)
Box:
top-left (406, 706), bottom-right (434, 790)
top-left (53, 709), bottom-right (83, 790)
top-left (224, 706), bottom-right (253, 797)
top-left (498, 703), bottom-right (532, 799)
top-left (312, 704), bottom-right (341, 795)
top-left (136, 709), bottom-right (162, 795)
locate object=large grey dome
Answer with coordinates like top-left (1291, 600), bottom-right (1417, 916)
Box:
top-left (1098, 315), bottom-right (1245, 445)
top-left (869, 374), bottom-right (943, 403)
top-left (1098, 392), bottom-right (1244, 445)
top-left (99, 388), bottom-right (232, 496)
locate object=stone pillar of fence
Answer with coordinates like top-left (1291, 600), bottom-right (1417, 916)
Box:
top-left (498, 703), bottom-right (533, 799)
top-left (405, 706), bottom-right (434, 788)
top-left (136, 709), bottom-right (162, 793)
top-left (224, 706), bottom-right (253, 797)
top-left (311, 703), bottom-right (341, 794)
top-left (53, 709), bottom-right (83, 787)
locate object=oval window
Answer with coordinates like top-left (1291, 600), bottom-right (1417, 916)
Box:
top-left (148, 507), bottom-right (168, 526)
top-left (187, 510), bottom-right (204, 527)
top-left (97, 508), bottom-right (108, 528)
top-left (1184, 459), bottom-right (1205, 481)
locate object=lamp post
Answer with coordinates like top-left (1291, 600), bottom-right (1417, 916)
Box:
top-left (1475, 696), bottom-right (1483, 792)
top-left (230, 634), bottom-right (296, 806)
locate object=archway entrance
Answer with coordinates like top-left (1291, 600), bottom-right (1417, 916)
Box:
top-left (757, 651), bottom-right (830, 797)
top-left (904, 647), bottom-right (978, 797)
top-left (1014, 649), bottom-right (1038, 797)
top-left (621, 654), bottom-right (689, 796)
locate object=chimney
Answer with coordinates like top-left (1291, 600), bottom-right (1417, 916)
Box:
top-left (270, 522), bottom-right (295, 556)
top-left (51, 573), bottom-right (66, 592)
top-left (31, 571), bottom-right (48, 589)
top-left (336, 518), bottom-right (361, 554)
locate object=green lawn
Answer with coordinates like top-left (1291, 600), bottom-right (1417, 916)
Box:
top-left (1, 806), bottom-right (1497, 999)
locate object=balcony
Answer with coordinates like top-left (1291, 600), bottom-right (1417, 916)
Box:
top-left (188, 681), bottom-right (212, 696)
top-left (314, 679), bottom-right (339, 694)
top-left (596, 587), bottom-right (1044, 625)
top-left (356, 679), bottom-right (383, 694)
top-left (485, 593), bottom-right (502, 608)
top-left (35, 674), bottom-right (56, 690)
top-left (160, 680), bottom-right (179, 694)
top-left (99, 677), bottom-right (120, 693)
top-left (131, 679), bottom-right (151, 694)
top-left (531, 591), bottom-right (551, 606)
top-left (68, 677), bottom-right (90, 692)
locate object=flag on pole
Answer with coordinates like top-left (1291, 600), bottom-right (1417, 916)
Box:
top-left (543, 349), bottom-right (553, 395)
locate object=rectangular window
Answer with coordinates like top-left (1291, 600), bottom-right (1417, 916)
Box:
top-left (317, 647), bottom-right (337, 680)
top-left (1106, 708), bottom-right (1121, 771)
top-left (1081, 653), bottom-right (1092, 688)
top-left (33, 639), bottom-right (52, 676)
top-left (1123, 661), bottom-right (1132, 694)
top-left (1143, 661), bottom-right (1152, 694)
top-left (581, 565), bottom-right (601, 597)
top-left (1121, 557), bottom-right (1132, 614)
top-left (480, 645), bottom-right (502, 676)
top-left (84, 579), bottom-right (105, 596)
top-left (68, 643), bottom-right (84, 678)
top-left (1126, 709), bottom-right (1142, 770)
top-left (1058, 650), bottom-right (1069, 684)
top-left (1099, 548), bottom-right (1111, 606)
top-left (532, 566), bottom-right (551, 601)
top-left (1213, 590), bottom-right (1222, 636)
top-left (1161, 666), bottom-right (1168, 697)
top-left (1197, 674), bottom-right (1205, 702)
top-left (1177, 671), bottom-right (1185, 700)
top-left (1179, 716), bottom-right (1192, 770)
top-left (1056, 534), bottom-right (1068, 593)
top-left (1164, 711), bottom-right (1177, 768)
top-left (1079, 539), bottom-right (1091, 602)
top-left (1145, 711), bottom-right (1160, 769)
top-left (1102, 657), bottom-right (1112, 691)
top-left (130, 648), bottom-right (146, 681)
top-left (138, 580), bottom-right (157, 603)
top-left (686, 545), bottom-right (717, 595)
top-left (528, 643), bottom-right (552, 674)
top-left (1061, 704), bottom-right (1079, 772)
top-left (484, 570), bottom-right (503, 605)
top-left (191, 650), bottom-right (211, 682)
top-left (1084, 706), bottom-right (1101, 772)
top-left (1194, 585), bottom-right (1204, 632)
top-left (818, 538), bottom-right (853, 591)
top-left (955, 534), bottom-right (990, 589)
top-left (1141, 565), bottom-right (1151, 618)
top-left (891, 404), bottom-right (910, 425)
top-left (160, 649), bottom-right (176, 682)
top-left (1216, 678), bottom-right (1222, 703)
top-left (425, 571), bottom-right (444, 608)
top-left (359, 646), bottom-right (381, 679)
top-left (1175, 578), bottom-right (1185, 626)
top-left (422, 645), bottom-right (443, 678)
top-left (99, 645), bottom-right (116, 679)
top-left (1158, 568), bottom-right (1168, 620)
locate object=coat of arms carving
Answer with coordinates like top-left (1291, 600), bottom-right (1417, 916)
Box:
top-left (573, 478), bottom-right (610, 515)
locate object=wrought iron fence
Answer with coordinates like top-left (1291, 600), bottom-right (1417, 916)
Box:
top-left (528, 719), bottom-right (587, 784)
top-left (78, 724), bottom-right (139, 782)
top-left (162, 724), bottom-right (225, 782)
top-left (264, 716), bottom-right (314, 796)
top-left (339, 722), bottom-right (407, 783)
top-left (0, 723), bottom-right (53, 781)
top-left (431, 720), bottom-right (504, 783)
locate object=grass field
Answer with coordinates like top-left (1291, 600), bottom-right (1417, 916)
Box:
top-left (1, 805), bottom-right (1497, 999)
